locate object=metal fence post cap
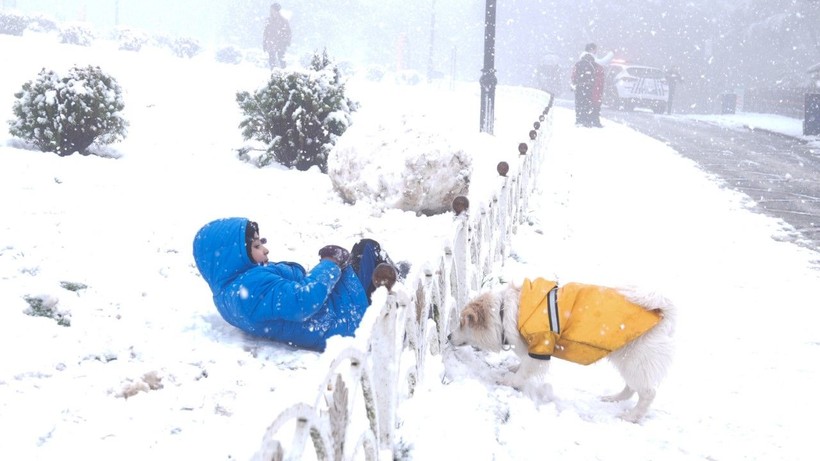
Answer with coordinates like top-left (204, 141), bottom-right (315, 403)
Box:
top-left (452, 196), bottom-right (470, 215)
top-left (518, 143), bottom-right (528, 155)
top-left (497, 161), bottom-right (509, 176)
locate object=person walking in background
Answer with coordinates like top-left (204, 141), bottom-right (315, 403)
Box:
top-left (571, 43), bottom-right (598, 127)
top-left (263, 3), bottom-right (291, 69)
top-left (665, 66), bottom-right (683, 114)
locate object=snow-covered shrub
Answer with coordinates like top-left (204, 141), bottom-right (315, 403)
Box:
top-left (60, 280), bottom-right (88, 292)
top-left (150, 33), bottom-right (174, 50)
top-left (0, 10), bottom-right (28, 36)
top-left (24, 295), bottom-right (71, 327)
top-left (236, 50), bottom-right (357, 172)
top-left (216, 46), bottom-right (242, 64)
top-left (59, 22), bottom-right (95, 46)
top-left (171, 36), bottom-right (202, 58)
top-left (9, 65), bottom-right (128, 156)
top-left (327, 115), bottom-right (472, 216)
top-left (395, 70), bottom-right (423, 86)
top-left (365, 65), bottom-right (386, 81)
top-left (146, 33), bottom-right (201, 58)
top-left (114, 27), bottom-right (149, 51)
top-left (26, 14), bottom-right (58, 33)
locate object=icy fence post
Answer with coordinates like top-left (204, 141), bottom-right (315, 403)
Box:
top-left (254, 92), bottom-right (554, 461)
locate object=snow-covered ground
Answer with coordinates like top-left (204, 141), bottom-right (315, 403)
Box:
top-left (1, 32), bottom-right (819, 460)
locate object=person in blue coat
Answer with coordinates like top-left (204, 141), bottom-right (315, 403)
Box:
top-left (193, 217), bottom-right (398, 352)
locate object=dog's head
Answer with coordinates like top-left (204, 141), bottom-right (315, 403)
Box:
top-left (448, 291), bottom-right (504, 352)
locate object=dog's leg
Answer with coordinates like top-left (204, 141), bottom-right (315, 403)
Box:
top-left (601, 385), bottom-right (634, 402)
top-left (499, 357), bottom-right (553, 403)
top-left (620, 388), bottom-right (656, 423)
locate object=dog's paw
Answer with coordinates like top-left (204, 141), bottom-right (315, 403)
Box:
top-left (525, 382), bottom-right (554, 404)
top-left (499, 374), bottom-right (523, 389)
top-left (499, 376), bottom-right (554, 404)
top-left (619, 409), bottom-right (646, 424)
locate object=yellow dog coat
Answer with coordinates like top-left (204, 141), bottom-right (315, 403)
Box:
top-left (517, 278), bottom-right (661, 365)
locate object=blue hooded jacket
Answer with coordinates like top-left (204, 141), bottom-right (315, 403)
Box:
top-left (192, 217), bottom-right (369, 351)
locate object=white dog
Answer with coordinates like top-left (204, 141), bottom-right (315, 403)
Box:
top-left (448, 278), bottom-right (676, 422)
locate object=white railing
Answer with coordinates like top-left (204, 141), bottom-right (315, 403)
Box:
top-left (253, 94), bottom-right (554, 461)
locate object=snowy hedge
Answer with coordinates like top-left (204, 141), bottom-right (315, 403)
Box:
top-left (216, 46), bottom-right (243, 64)
top-left (236, 50), bottom-right (357, 172)
top-left (59, 22), bottom-right (95, 47)
top-left (0, 11), bottom-right (58, 35)
top-left (171, 36), bottom-right (202, 58)
top-left (9, 65), bottom-right (128, 156)
top-left (0, 10), bottom-right (28, 36)
top-left (114, 27), bottom-right (150, 52)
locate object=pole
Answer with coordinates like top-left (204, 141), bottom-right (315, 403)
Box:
top-left (479, 0), bottom-right (497, 134)
top-left (427, 0), bottom-right (436, 82)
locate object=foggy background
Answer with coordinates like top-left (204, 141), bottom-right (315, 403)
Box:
top-left (3, 0), bottom-right (820, 113)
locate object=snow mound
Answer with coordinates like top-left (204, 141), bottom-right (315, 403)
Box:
top-left (327, 113), bottom-right (472, 216)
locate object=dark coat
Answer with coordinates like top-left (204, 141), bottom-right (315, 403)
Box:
top-left (263, 13), bottom-right (291, 53)
top-left (572, 53), bottom-right (598, 97)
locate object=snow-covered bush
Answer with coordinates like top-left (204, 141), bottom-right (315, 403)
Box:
top-left (59, 22), bottom-right (95, 46)
top-left (114, 27), bottom-right (149, 51)
top-left (151, 33), bottom-right (174, 50)
top-left (147, 33), bottom-right (201, 58)
top-left (216, 46), bottom-right (242, 64)
top-left (365, 65), bottom-right (386, 82)
top-left (395, 70), bottom-right (423, 86)
top-left (0, 10), bottom-right (28, 36)
top-left (23, 295), bottom-right (71, 327)
top-left (236, 50), bottom-right (357, 172)
top-left (9, 65), bottom-right (128, 156)
top-left (171, 36), bottom-right (202, 58)
top-left (26, 14), bottom-right (58, 33)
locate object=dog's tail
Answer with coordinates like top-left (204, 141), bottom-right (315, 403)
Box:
top-left (618, 287), bottom-right (677, 337)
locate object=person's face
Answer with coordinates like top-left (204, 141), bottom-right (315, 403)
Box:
top-left (250, 233), bottom-right (269, 264)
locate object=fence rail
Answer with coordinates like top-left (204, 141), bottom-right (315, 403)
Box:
top-left (252, 94), bottom-right (555, 461)
top-left (742, 87), bottom-right (808, 118)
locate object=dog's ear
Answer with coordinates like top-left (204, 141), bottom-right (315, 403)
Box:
top-left (460, 302), bottom-right (487, 328)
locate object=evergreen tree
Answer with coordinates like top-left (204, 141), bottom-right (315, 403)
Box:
top-left (236, 50), bottom-right (357, 172)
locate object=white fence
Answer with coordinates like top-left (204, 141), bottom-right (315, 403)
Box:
top-left (253, 95), bottom-right (554, 461)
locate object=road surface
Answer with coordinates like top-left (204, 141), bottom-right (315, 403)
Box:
top-left (601, 107), bottom-right (820, 254)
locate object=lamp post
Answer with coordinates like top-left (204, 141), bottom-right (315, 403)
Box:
top-left (427, 0), bottom-right (436, 82)
top-left (479, 0), bottom-right (497, 134)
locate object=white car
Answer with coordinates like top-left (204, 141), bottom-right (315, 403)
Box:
top-left (604, 62), bottom-right (669, 114)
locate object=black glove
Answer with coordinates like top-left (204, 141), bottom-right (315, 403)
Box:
top-left (318, 245), bottom-right (350, 268)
